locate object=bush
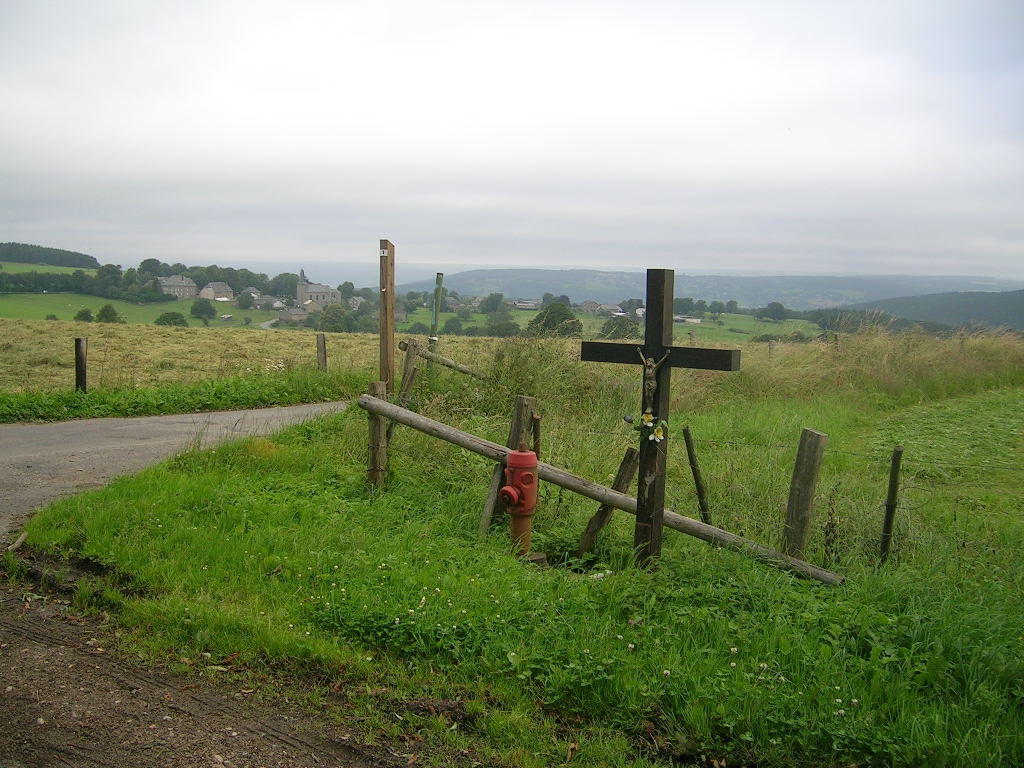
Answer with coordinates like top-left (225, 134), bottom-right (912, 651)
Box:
top-left (74, 308), bottom-right (93, 322)
top-left (155, 312), bottom-right (189, 327)
top-left (96, 304), bottom-right (125, 323)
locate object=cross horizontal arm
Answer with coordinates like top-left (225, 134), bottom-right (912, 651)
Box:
top-left (580, 341), bottom-right (740, 372)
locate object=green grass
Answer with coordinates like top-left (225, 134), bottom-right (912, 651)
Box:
top-left (10, 330), bottom-right (1024, 767)
top-left (0, 260), bottom-right (97, 276)
top-left (0, 291), bottom-right (278, 325)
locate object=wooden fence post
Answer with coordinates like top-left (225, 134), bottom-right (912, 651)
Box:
top-left (682, 425), bottom-right (712, 525)
top-left (782, 428), bottom-right (828, 559)
top-left (379, 240), bottom-right (396, 394)
top-left (879, 445), bottom-right (904, 564)
top-left (366, 381), bottom-right (389, 487)
top-left (75, 337), bottom-right (87, 393)
top-left (386, 345), bottom-right (420, 444)
top-left (430, 272), bottom-right (444, 354)
top-left (577, 447), bottom-right (639, 556)
top-left (316, 333), bottom-right (327, 371)
top-left (479, 395), bottom-right (540, 540)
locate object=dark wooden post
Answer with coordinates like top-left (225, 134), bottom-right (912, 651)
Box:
top-left (682, 425), bottom-right (712, 525)
top-left (367, 381), bottom-right (389, 487)
top-left (379, 240), bottom-right (396, 394)
top-left (577, 447), bottom-right (639, 556)
top-left (479, 395), bottom-right (540, 540)
top-left (580, 269), bottom-right (740, 567)
top-left (430, 272), bottom-right (444, 354)
top-left (386, 341), bottom-right (420, 444)
top-left (316, 333), bottom-right (327, 371)
top-left (74, 337), bottom-right (87, 393)
top-left (782, 428), bottom-right (828, 559)
top-left (879, 445), bottom-right (904, 564)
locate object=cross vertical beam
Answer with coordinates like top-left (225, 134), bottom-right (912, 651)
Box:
top-left (580, 268), bottom-right (740, 567)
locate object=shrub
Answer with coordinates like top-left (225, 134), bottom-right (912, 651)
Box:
top-left (155, 312), bottom-right (189, 327)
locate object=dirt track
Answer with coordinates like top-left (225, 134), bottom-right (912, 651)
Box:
top-left (0, 403), bottom-right (433, 768)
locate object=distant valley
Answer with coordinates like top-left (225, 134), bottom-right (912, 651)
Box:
top-left (398, 268), bottom-right (1023, 314)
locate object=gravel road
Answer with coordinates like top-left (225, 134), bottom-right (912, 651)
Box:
top-left (0, 402), bottom-right (348, 545)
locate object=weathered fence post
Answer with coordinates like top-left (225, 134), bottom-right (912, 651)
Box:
top-left (879, 445), bottom-right (904, 564)
top-left (782, 428), bottom-right (828, 559)
top-left (379, 239), bottom-right (396, 394)
top-left (366, 381), bottom-right (389, 487)
top-left (479, 395), bottom-right (540, 540)
top-left (316, 333), bottom-right (327, 372)
top-left (386, 342), bottom-right (420, 444)
top-left (429, 272), bottom-right (444, 355)
top-left (577, 447), bottom-right (639, 556)
top-left (682, 425), bottom-right (712, 525)
top-left (74, 337), bottom-right (87, 393)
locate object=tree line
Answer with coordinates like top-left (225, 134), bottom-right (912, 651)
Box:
top-left (0, 242), bottom-right (101, 269)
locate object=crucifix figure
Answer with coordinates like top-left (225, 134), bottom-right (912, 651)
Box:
top-left (580, 269), bottom-right (741, 567)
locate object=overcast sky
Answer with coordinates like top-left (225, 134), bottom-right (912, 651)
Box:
top-left (2, 0), bottom-right (1022, 285)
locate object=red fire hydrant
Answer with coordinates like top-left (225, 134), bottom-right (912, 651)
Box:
top-left (500, 449), bottom-right (539, 556)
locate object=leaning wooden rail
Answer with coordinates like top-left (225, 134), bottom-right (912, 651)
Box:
top-left (358, 393), bottom-right (844, 586)
top-left (398, 340), bottom-right (487, 379)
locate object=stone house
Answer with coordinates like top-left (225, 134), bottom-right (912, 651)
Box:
top-left (199, 281), bottom-right (235, 301)
top-left (156, 275), bottom-right (197, 300)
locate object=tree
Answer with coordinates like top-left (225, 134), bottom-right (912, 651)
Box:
top-left (726, 300), bottom-right (739, 313)
top-left (479, 293), bottom-right (505, 314)
top-left (441, 317), bottom-right (463, 335)
top-left (139, 258), bottom-right (165, 276)
top-left (526, 302), bottom-right (582, 337)
top-left (74, 308), bottom-right (93, 322)
top-left (600, 314), bottom-right (641, 339)
top-left (190, 298), bottom-right (217, 325)
top-left (155, 311), bottom-right (188, 327)
top-left (619, 298), bottom-right (644, 314)
top-left (319, 303), bottom-right (352, 332)
top-left (269, 272), bottom-right (299, 299)
top-left (542, 292), bottom-right (570, 306)
top-left (236, 291), bottom-right (254, 310)
top-left (96, 304), bottom-right (124, 323)
top-left (485, 312), bottom-right (520, 337)
top-left (671, 296), bottom-right (696, 315)
top-left (758, 302), bottom-right (789, 321)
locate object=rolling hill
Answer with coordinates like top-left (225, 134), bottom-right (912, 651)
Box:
top-left (848, 290), bottom-right (1024, 330)
top-left (397, 269), bottom-right (1024, 311)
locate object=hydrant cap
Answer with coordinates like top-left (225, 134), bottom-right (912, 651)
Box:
top-left (506, 449), bottom-right (537, 468)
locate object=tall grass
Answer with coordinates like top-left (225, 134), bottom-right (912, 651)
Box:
top-left (12, 327), bottom-right (1024, 766)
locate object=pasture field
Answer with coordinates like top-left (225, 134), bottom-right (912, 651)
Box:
top-left (6, 324), bottom-right (1024, 767)
top-left (0, 291), bottom-right (278, 325)
top-left (0, 260), bottom-right (97, 275)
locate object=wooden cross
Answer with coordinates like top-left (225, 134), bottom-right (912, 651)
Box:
top-left (580, 269), bottom-right (740, 566)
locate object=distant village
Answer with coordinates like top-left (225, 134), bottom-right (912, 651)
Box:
top-left (155, 269), bottom-right (705, 325)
